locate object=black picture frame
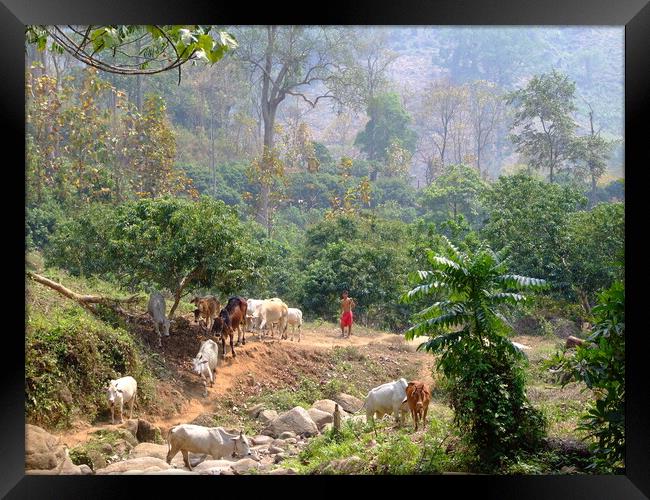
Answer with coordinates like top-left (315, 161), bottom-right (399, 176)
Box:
top-left (5, 0), bottom-right (648, 497)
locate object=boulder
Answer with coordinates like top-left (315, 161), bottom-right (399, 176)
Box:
top-left (268, 445), bottom-right (284, 455)
top-left (128, 442), bottom-right (168, 461)
top-left (311, 399), bottom-right (342, 416)
top-left (247, 403), bottom-right (266, 418)
top-left (262, 406), bottom-right (319, 438)
top-left (257, 409), bottom-right (278, 424)
top-left (231, 458), bottom-right (261, 474)
top-left (85, 449), bottom-right (107, 471)
top-left (278, 431), bottom-right (297, 440)
top-left (119, 419), bottom-right (139, 439)
top-left (136, 419), bottom-right (162, 443)
top-left (190, 413), bottom-right (218, 427)
top-left (143, 469), bottom-right (199, 475)
top-left (25, 424), bottom-right (67, 471)
top-left (95, 457), bottom-right (171, 474)
top-left (269, 467), bottom-right (297, 475)
top-left (252, 435), bottom-right (274, 446)
top-left (332, 393), bottom-right (364, 413)
top-left (193, 459), bottom-right (236, 474)
top-left (308, 408), bottom-right (333, 429)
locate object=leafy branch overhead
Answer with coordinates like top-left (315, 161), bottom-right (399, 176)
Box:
top-left (26, 25), bottom-right (238, 82)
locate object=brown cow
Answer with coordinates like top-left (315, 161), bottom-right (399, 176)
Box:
top-left (565, 335), bottom-right (586, 349)
top-left (402, 380), bottom-right (431, 432)
top-left (211, 296), bottom-right (248, 359)
top-left (190, 296), bottom-right (221, 334)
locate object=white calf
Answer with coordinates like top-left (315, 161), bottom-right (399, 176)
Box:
top-left (192, 339), bottom-right (220, 397)
top-left (362, 378), bottom-right (410, 430)
top-left (287, 307), bottom-right (303, 342)
top-left (106, 376), bottom-right (138, 424)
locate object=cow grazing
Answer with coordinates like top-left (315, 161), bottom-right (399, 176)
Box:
top-left (166, 424), bottom-right (255, 471)
top-left (245, 298), bottom-right (264, 332)
top-left (192, 340), bottom-right (220, 397)
top-left (147, 292), bottom-right (170, 347)
top-left (362, 378), bottom-right (410, 432)
top-left (190, 296), bottom-right (221, 334)
top-left (256, 298), bottom-right (288, 340)
top-left (287, 307), bottom-right (303, 342)
top-left (106, 376), bottom-right (138, 424)
top-left (402, 380), bottom-right (431, 431)
top-left (211, 296), bottom-right (248, 358)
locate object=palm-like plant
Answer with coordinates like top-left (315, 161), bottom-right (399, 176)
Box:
top-left (402, 236), bottom-right (548, 469)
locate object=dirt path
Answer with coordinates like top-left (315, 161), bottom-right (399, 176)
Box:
top-left (55, 324), bottom-right (434, 448)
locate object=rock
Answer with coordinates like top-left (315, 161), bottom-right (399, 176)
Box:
top-left (308, 408), bottom-right (333, 429)
top-left (85, 449), bottom-right (107, 471)
top-left (262, 406), bottom-right (319, 438)
top-left (78, 464), bottom-right (93, 475)
top-left (268, 445), bottom-right (284, 455)
top-left (128, 442), bottom-right (168, 461)
top-left (90, 428), bottom-right (139, 448)
top-left (319, 456), bottom-right (365, 474)
top-left (231, 458), bottom-right (261, 474)
top-left (136, 419), bottom-right (162, 443)
top-left (269, 467), bottom-right (297, 475)
top-left (273, 453), bottom-right (286, 464)
top-left (252, 435), bottom-right (274, 446)
top-left (144, 469), bottom-right (199, 475)
top-left (193, 459), bottom-right (236, 474)
top-left (247, 403), bottom-right (266, 418)
top-left (332, 393), bottom-right (364, 413)
top-left (119, 419), bottom-right (139, 439)
top-left (311, 399), bottom-right (342, 416)
top-left (284, 438), bottom-right (298, 445)
top-left (100, 443), bottom-right (113, 454)
top-left (257, 409), bottom-right (278, 424)
top-left (279, 431), bottom-right (297, 440)
top-left (95, 457), bottom-right (171, 474)
top-left (190, 413), bottom-right (217, 427)
top-left (25, 425), bottom-right (67, 471)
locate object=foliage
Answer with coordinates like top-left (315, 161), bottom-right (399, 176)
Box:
top-left (481, 173), bottom-right (588, 297)
top-left (547, 282), bottom-right (625, 473)
top-left (419, 164), bottom-right (487, 226)
top-left (354, 92), bottom-right (417, 178)
top-left (559, 202), bottom-right (624, 305)
top-left (26, 300), bottom-right (154, 428)
top-left (26, 25), bottom-right (237, 76)
top-left (299, 215), bottom-right (415, 329)
top-left (506, 70), bottom-right (580, 183)
top-left (45, 197), bottom-right (265, 313)
top-left (402, 237), bottom-right (548, 469)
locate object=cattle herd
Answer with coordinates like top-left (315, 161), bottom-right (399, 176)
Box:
top-left (106, 292), bottom-right (432, 469)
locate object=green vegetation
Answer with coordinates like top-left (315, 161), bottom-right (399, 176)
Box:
top-left (403, 237), bottom-right (548, 471)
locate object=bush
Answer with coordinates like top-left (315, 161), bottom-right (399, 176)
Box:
top-left (26, 303), bottom-right (155, 428)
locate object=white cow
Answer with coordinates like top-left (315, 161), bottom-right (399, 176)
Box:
top-left (362, 378), bottom-right (410, 429)
top-left (166, 424), bottom-right (255, 471)
top-left (192, 339), bottom-right (220, 397)
top-left (245, 299), bottom-right (264, 333)
top-left (256, 298), bottom-right (288, 340)
top-left (106, 376), bottom-right (138, 424)
top-left (147, 292), bottom-right (170, 347)
top-left (287, 307), bottom-right (303, 342)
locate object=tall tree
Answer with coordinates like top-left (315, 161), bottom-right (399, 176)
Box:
top-left (233, 26), bottom-right (347, 232)
top-left (354, 92), bottom-right (417, 180)
top-left (469, 80), bottom-right (505, 177)
top-left (506, 70), bottom-right (579, 183)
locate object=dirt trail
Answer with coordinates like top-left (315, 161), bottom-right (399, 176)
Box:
top-left (55, 323), bottom-right (434, 448)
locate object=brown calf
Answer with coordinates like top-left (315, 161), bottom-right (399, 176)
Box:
top-left (403, 380), bottom-right (431, 432)
top-left (191, 296), bottom-right (221, 333)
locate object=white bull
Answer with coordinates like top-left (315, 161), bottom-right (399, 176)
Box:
top-left (166, 424), bottom-right (255, 471)
top-left (287, 307), bottom-right (303, 342)
top-left (362, 378), bottom-right (410, 431)
top-left (245, 299), bottom-right (264, 332)
top-left (192, 339), bottom-right (219, 397)
top-left (106, 376), bottom-right (138, 424)
top-left (256, 298), bottom-right (288, 340)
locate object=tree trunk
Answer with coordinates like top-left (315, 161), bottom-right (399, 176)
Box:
top-left (168, 268), bottom-right (201, 318)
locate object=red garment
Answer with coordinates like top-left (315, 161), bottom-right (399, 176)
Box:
top-left (340, 310), bottom-right (353, 327)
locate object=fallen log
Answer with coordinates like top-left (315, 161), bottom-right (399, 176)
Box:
top-left (27, 272), bottom-right (142, 319)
